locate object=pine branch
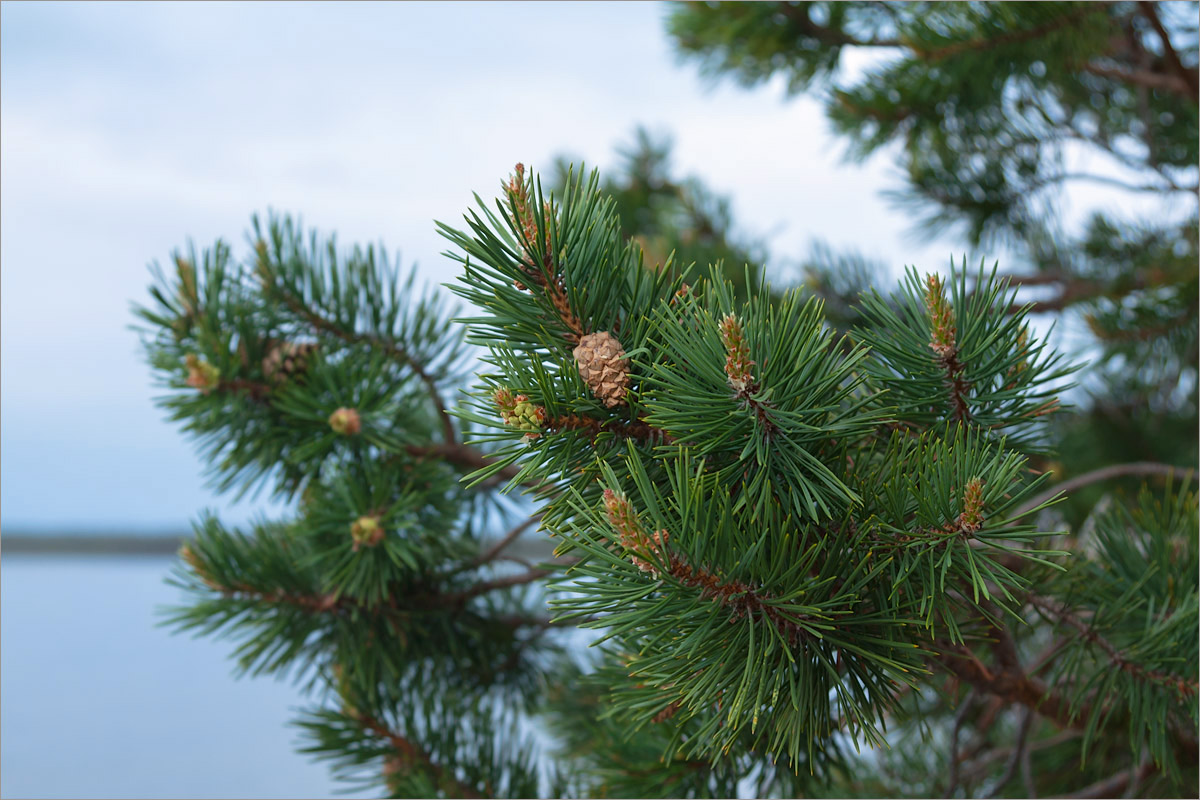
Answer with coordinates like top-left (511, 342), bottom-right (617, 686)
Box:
top-left (216, 377), bottom-right (273, 404)
top-left (659, 547), bottom-right (818, 645)
top-left (547, 413), bottom-right (671, 444)
top-left (505, 163), bottom-right (586, 344)
top-left (1026, 171), bottom-right (1190, 195)
top-left (273, 281), bottom-right (458, 443)
top-left (959, 728), bottom-right (1081, 786)
top-left (915, 5), bottom-right (1105, 62)
top-left (1028, 594), bottom-right (1198, 699)
top-left (777, 3), bottom-right (902, 48)
top-left (938, 347), bottom-right (973, 424)
top-left (935, 638), bottom-right (1199, 765)
top-left (184, 543), bottom-right (556, 623)
top-left (355, 712), bottom-right (485, 799)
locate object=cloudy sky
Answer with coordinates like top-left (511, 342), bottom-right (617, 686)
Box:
top-left (0, 1), bottom-right (1156, 532)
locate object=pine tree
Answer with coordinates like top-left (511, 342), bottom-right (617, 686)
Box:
top-left (138, 159), bottom-right (1197, 797)
top-left (667, 0), bottom-right (1200, 527)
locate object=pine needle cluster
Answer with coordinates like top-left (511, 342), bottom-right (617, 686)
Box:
top-left (137, 162), bottom-right (1197, 797)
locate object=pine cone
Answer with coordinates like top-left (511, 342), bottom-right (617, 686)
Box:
top-left (573, 331), bottom-right (630, 408)
top-left (263, 341), bottom-right (318, 384)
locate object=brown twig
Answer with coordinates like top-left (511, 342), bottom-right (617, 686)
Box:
top-left (940, 348), bottom-right (974, 424)
top-left (548, 413), bottom-right (671, 444)
top-left (933, 640), bottom-right (1077, 734)
top-left (469, 516), bottom-right (541, 569)
top-left (662, 553), bottom-right (817, 645)
top-left (404, 442), bottom-right (534, 488)
top-left (447, 565), bottom-right (560, 605)
top-left (217, 378), bottom-right (274, 404)
top-left (933, 639), bottom-right (1199, 765)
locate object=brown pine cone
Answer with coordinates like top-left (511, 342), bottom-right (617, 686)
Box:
top-left (573, 331), bottom-right (630, 408)
top-left (262, 341), bottom-right (318, 384)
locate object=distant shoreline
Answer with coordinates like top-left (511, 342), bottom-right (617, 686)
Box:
top-left (2, 532), bottom-right (557, 558)
top-left (3, 535), bottom-right (186, 556)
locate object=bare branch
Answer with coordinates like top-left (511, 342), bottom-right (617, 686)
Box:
top-left (1083, 62), bottom-right (1195, 98)
top-left (1015, 461), bottom-right (1197, 516)
top-left (943, 688), bottom-right (978, 798)
top-left (1137, 1), bottom-right (1200, 100)
top-left (469, 516), bottom-right (541, 569)
top-left (983, 707), bottom-right (1034, 798)
top-left (1061, 758), bottom-right (1156, 799)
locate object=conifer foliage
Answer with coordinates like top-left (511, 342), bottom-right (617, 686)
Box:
top-left (138, 162), bottom-right (1197, 797)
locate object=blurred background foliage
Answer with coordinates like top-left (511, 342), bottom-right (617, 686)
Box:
top-left (559, 1), bottom-right (1197, 529)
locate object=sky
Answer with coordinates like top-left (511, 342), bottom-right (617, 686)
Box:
top-left (0, 0), bottom-right (1172, 533)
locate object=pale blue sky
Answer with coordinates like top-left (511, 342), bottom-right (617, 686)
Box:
top-left (0, 1), bottom-right (1167, 532)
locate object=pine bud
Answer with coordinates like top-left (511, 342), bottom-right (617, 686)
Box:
top-left (925, 274), bottom-right (957, 358)
top-left (602, 489), bottom-right (669, 576)
top-left (350, 514), bottom-right (384, 551)
top-left (176, 256), bottom-right (198, 315)
top-left (184, 354), bottom-right (221, 394)
top-left (718, 314), bottom-right (756, 394)
top-left (495, 389), bottom-right (548, 439)
top-left (957, 477), bottom-right (985, 533)
top-left (573, 331), bottom-right (630, 408)
top-left (329, 407), bottom-right (362, 436)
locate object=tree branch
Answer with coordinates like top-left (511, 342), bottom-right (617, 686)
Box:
top-left (1082, 62), bottom-right (1195, 98)
top-left (933, 641), bottom-right (1080, 736)
top-left (778, 3), bottom-right (902, 48)
top-left (1014, 461), bottom-right (1197, 515)
top-left (404, 442), bottom-right (538, 488)
top-left (1061, 758), bottom-right (1156, 799)
top-left (469, 516), bottom-right (541, 569)
top-left (933, 639), bottom-right (1199, 765)
top-left (982, 707), bottom-right (1034, 798)
top-left (943, 688), bottom-right (977, 798)
top-left (1028, 594), bottom-right (1198, 698)
top-left (918, 5), bottom-right (1104, 61)
top-left (1137, 1), bottom-right (1200, 100)
top-left (357, 712), bottom-right (484, 799)
top-left (271, 281), bottom-right (458, 444)
top-left (448, 564), bottom-right (565, 604)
